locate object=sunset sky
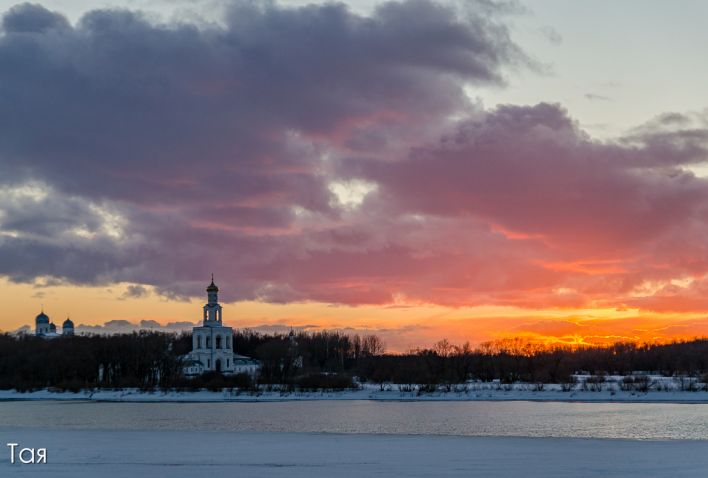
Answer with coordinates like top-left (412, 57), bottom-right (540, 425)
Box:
top-left (2, 0), bottom-right (708, 351)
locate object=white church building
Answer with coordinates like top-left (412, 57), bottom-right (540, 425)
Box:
top-left (182, 277), bottom-right (259, 376)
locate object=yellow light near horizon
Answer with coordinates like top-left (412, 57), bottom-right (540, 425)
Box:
top-left (3, 277), bottom-right (708, 352)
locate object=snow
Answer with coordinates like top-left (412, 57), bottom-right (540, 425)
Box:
top-left (1, 428), bottom-right (707, 477)
top-left (4, 377), bottom-right (708, 476)
top-left (5, 379), bottom-right (708, 403)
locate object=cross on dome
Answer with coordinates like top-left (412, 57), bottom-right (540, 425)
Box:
top-left (206, 274), bottom-right (219, 292)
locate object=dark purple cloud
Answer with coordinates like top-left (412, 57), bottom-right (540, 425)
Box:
top-left (0, 0), bottom-right (525, 299)
top-left (2, 1), bottom-right (708, 313)
top-left (349, 103), bottom-right (708, 253)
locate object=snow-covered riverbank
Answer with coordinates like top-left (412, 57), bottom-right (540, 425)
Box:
top-left (5, 379), bottom-right (708, 403)
top-left (1, 428), bottom-right (707, 478)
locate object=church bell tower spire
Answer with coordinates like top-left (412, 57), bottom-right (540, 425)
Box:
top-left (204, 275), bottom-right (222, 325)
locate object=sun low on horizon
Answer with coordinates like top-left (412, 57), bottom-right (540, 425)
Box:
top-left (2, 0), bottom-right (708, 352)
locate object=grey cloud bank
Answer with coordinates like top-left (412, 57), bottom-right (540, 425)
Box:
top-left (1, 1), bottom-right (708, 311)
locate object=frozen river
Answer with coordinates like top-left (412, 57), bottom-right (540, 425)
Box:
top-left (2, 428), bottom-right (708, 478)
top-left (3, 401), bottom-right (708, 477)
top-left (3, 400), bottom-right (708, 440)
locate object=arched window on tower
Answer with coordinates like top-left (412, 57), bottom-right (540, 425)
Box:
top-left (216, 335), bottom-right (222, 349)
top-left (197, 335), bottom-right (202, 349)
top-left (206, 336), bottom-right (211, 349)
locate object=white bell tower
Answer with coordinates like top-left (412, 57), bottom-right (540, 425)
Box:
top-left (186, 275), bottom-right (235, 374)
top-left (203, 274), bottom-right (223, 326)
top-left (183, 276), bottom-right (259, 376)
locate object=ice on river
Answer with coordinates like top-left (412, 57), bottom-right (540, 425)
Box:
top-left (2, 428), bottom-right (708, 478)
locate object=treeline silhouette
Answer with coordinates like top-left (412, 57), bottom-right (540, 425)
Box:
top-left (3, 331), bottom-right (708, 392)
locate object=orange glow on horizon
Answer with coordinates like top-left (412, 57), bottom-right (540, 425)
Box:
top-left (4, 277), bottom-right (708, 353)
top-left (541, 259), bottom-right (629, 275)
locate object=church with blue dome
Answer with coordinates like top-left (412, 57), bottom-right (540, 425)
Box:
top-left (35, 309), bottom-right (74, 338)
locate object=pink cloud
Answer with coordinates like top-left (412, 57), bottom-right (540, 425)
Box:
top-left (3, 2), bottom-right (708, 319)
